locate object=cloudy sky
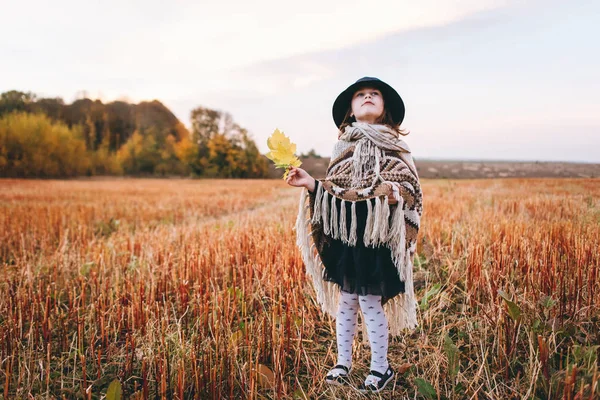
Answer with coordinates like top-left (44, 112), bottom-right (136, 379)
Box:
top-left (2, 0), bottom-right (598, 162)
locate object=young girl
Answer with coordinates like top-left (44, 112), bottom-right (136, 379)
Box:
top-left (286, 77), bottom-right (423, 393)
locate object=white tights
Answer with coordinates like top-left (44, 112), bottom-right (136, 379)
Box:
top-left (336, 290), bottom-right (390, 373)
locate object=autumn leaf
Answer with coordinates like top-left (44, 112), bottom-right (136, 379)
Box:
top-left (106, 379), bottom-right (122, 400)
top-left (266, 128), bottom-right (302, 179)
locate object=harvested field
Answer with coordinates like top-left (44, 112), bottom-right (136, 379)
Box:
top-left (1, 177), bottom-right (599, 399)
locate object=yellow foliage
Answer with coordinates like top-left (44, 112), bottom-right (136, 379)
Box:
top-left (116, 131), bottom-right (160, 174)
top-left (174, 135), bottom-right (198, 165)
top-left (0, 112), bottom-right (89, 177)
top-left (265, 128), bottom-right (301, 179)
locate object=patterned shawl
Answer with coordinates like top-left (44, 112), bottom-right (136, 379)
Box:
top-left (295, 122), bottom-right (423, 335)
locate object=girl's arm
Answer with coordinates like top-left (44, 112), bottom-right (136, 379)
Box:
top-left (286, 167), bottom-right (316, 192)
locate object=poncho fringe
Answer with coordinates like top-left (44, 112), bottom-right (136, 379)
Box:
top-left (294, 122), bottom-right (423, 337)
top-left (295, 184), bottom-right (418, 336)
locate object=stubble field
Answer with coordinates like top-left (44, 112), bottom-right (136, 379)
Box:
top-left (1, 177), bottom-right (599, 399)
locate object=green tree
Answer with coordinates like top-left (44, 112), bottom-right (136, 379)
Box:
top-left (0, 91), bottom-right (36, 116)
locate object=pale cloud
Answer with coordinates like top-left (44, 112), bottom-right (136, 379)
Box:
top-left (151, 0), bottom-right (511, 72)
top-left (1, 0), bottom-right (511, 101)
top-left (2, 0), bottom-right (598, 162)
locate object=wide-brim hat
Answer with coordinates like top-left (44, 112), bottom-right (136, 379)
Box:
top-left (332, 76), bottom-right (405, 129)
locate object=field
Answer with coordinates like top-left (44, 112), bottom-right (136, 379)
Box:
top-left (289, 157), bottom-right (600, 180)
top-left (1, 177), bottom-right (599, 399)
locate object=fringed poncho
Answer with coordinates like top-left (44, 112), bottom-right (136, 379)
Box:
top-left (295, 122), bottom-right (423, 335)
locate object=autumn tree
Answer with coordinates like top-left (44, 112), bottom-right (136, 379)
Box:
top-left (174, 134), bottom-right (200, 175)
top-left (0, 90), bottom-right (267, 178)
top-left (104, 101), bottom-right (136, 151)
top-left (30, 97), bottom-right (66, 121)
top-left (116, 130), bottom-right (160, 174)
top-left (189, 106), bottom-right (268, 178)
top-left (0, 91), bottom-right (36, 116)
top-left (0, 112), bottom-right (89, 177)
top-left (301, 148), bottom-right (322, 158)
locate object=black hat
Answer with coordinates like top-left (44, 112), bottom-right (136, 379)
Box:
top-left (332, 76), bottom-right (405, 129)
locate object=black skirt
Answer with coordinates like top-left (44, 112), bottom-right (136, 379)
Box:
top-left (314, 181), bottom-right (405, 305)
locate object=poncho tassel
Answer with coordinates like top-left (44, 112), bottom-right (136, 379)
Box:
top-left (370, 196), bottom-right (382, 246)
top-left (379, 196), bottom-right (390, 244)
top-left (321, 190), bottom-right (330, 235)
top-left (349, 201), bottom-right (357, 246)
top-left (340, 200), bottom-right (347, 242)
top-left (312, 182), bottom-right (324, 224)
top-left (363, 198), bottom-right (374, 246)
top-left (389, 200), bottom-right (408, 282)
top-left (330, 194), bottom-right (339, 239)
top-left (387, 196), bottom-right (405, 241)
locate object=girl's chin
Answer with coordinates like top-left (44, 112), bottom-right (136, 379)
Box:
top-left (355, 117), bottom-right (379, 124)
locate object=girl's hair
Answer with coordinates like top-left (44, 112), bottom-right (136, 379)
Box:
top-left (338, 91), bottom-right (409, 137)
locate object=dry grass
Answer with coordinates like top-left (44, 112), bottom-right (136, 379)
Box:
top-left (0, 177), bottom-right (599, 399)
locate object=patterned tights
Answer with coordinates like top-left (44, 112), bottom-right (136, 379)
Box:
top-left (336, 290), bottom-right (390, 373)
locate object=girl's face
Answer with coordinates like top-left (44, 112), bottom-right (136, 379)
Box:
top-left (350, 86), bottom-right (384, 124)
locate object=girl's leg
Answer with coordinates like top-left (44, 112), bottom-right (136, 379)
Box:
top-left (326, 290), bottom-right (359, 385)
top-left (336, 290), bottom-right (360, 368)
top-left (358, 294), bottom-right (389, 374)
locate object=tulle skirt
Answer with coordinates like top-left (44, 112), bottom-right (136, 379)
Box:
top-left (317, 191), bottom-right (405, 306)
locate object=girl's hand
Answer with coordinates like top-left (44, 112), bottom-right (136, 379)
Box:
top-left (286, 167), bottom-right (316, 192)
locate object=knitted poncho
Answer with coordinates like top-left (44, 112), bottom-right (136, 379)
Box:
top-left (295, 122), bottom-right (423, 335)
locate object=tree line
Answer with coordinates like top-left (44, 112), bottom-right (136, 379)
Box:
top-left (0, 90), bottom-right (270, 178)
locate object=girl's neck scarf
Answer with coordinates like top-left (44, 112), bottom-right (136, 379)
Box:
top-left (337, 122), bottom-right (418, 188)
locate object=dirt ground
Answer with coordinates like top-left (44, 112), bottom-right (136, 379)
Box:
top-left (270, 156), bottom-right (600, 179)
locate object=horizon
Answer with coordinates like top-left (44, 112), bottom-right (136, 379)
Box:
top-left (2, 0), bottom-right (598, 163)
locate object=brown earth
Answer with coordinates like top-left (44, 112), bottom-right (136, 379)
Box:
top-left (267, 156), bottom-right (600, 179)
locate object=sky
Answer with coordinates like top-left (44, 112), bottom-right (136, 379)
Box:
top-left (1, 0), bottom-right (599, 162)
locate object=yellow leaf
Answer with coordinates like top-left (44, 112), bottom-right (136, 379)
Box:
top-left (265, 128), bottom-right (302, 178)
top-left (267, 128), bottom-right (290, 151)
top-left (270, 146), bottom-right (296, 163)
top-left (266, 129), bottom-right (301, 168)
top-left (269, 150), bottom-right (297, 166)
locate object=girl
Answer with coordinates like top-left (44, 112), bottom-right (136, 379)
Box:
top-left (286, 77), bottom-right (423, 393)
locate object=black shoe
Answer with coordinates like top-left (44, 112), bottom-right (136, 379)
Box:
top-left (357, 366), bottom-right (394, 393)
top-left (325, 364), bottom-right (351, 386)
